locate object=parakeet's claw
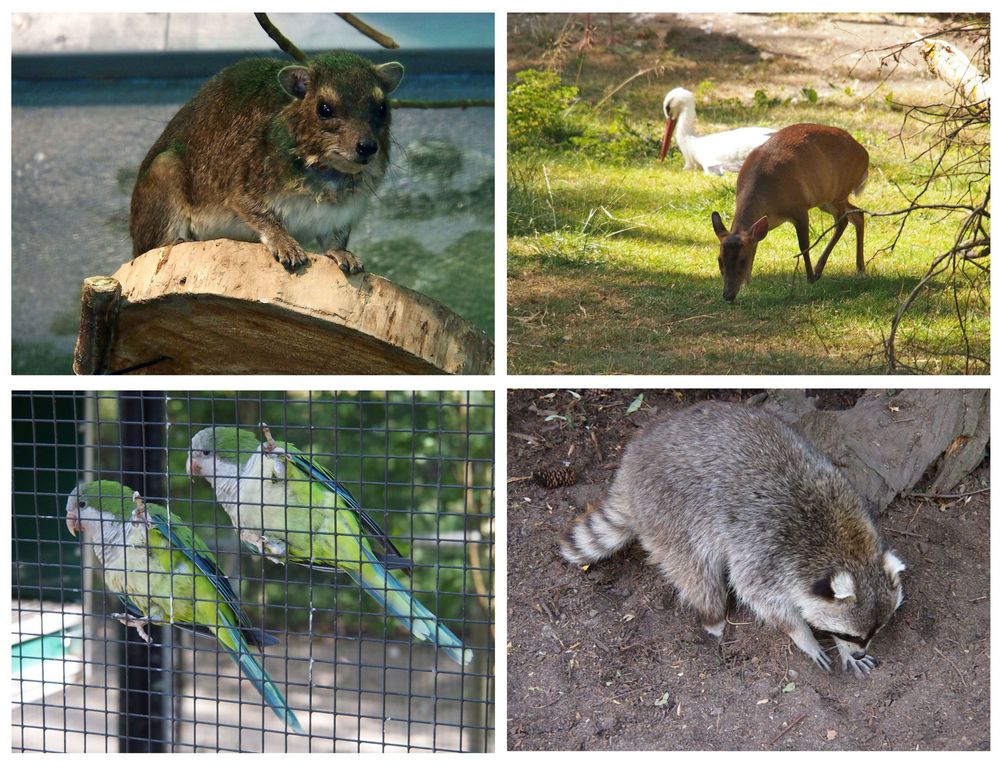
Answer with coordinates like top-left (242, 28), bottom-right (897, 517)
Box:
top-left (244, 532), bottom-right (287, 563)
top-left (260, 423), bottom-right (278, 454)
top-left (259, 423), bottom-right (288, 479)
top-left (132, 491), bottom-right (148, 522)
top-left (260, 534), bottom-right (287, 562)
top-left (112, 613), bottom-right (154, 643)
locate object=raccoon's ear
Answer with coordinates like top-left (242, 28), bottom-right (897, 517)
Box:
top-left (813, 571), bottom-right (856, 601)
top-left (829, 571), bottom-right (856, 600)
top-left (883, 550), bottom-right (906, 581)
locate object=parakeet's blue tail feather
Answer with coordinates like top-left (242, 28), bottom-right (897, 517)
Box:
top-left (352, 557), bottom-right (474, 667)
top-left (217, 621), bottom-right (305, 735)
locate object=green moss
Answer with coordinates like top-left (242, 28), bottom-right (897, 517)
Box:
top-left (48, 309), bottom-right (79, 336)
top-left (12, 340), bottom-right (73, 375)
top-left (218, 57), bottom-right (288, 109)
top-left (310, 51), bottom-right (375, 74)
top-left (363, 231), bottom-right (494, 336)
top-left (406, 139), bottom-right (463, 181)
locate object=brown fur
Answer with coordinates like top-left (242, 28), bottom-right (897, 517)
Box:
top-left (710, 123), bottom-right (869, 301)
top-left (130, 53), bottom-right (403, 273)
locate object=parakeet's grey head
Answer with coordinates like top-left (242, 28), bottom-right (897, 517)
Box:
top-left (66, 480), bottom-right (135, 536)
top-left (188, 426), bottom-right (261, 487)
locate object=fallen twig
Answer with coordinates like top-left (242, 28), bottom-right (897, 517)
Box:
top-left (902, 487), bottom-right (989, 500)
top-left (769, 713), bottom-right (807, 746)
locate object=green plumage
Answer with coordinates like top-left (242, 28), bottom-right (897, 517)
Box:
top-left (67, 480), bottom-right (304, 734)
top-left (189, 427), bottom-right (475, 666)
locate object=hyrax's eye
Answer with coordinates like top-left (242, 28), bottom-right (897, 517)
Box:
top-left (377, 102), bottom-right (388, 120)
top-left (317, 102), bottom-right (334, 119)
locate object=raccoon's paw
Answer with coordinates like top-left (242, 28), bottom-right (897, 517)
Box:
top-left (842, 653), bottom-right (879, 679)
top-left (702, 619), bottom-right (726, 638)
top-left (324, 248), bottom-right (365, 274)
top-left (807, 647), bottom-right (833, 674)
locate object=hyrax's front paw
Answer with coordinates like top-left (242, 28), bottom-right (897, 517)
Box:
top-left (325, 249), bottom-right (365, 274)
top-left (266, 235), bottom-right (308, 271)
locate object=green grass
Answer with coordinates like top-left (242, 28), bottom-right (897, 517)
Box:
top-left (508, 104), bottom-right (989, 374)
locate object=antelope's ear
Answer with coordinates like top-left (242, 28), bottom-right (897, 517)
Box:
top-left (711, 211), bottom-right (728, 240)
top-left (750, 216), bottom-right (769, 242)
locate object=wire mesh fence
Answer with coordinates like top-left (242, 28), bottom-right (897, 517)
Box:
top-left (12, 391), bottom-right (495, 752)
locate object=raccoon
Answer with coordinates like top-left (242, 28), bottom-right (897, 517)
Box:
top-left (560, 400), bottom-right (906, 678)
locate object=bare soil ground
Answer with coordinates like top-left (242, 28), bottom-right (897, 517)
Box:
top-left (507, 390), bottom-right (989, 751)
top-left (507, 12), bottom-right (986, 103)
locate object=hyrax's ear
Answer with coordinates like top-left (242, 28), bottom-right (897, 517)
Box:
top-left (711, 211), bottom-right (729, 240)
top-left (278, 66), bottom-right (311, 99)
top-left (376, 62), bottom-right (404, 93)
top-left (883, 550), bottom-right (906, 581)
top-left (813, 571), bottom-right (856, 600)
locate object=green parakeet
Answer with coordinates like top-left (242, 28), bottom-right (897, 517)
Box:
top-left (65, 480), bottom-right (304, 735)
top-left (187, 426), bottom-right (474, 667)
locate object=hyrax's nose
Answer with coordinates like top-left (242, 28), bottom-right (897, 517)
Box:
top-left (356, 139), bottom-right (378, 161)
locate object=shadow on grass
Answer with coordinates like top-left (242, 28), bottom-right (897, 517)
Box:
top-left (664, 24), bottom-right (764, 65)
top-left (507, 254), bottom-right (964, 374)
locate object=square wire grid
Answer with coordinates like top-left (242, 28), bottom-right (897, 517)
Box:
top-left (12, 390), bottom-right (495, 752)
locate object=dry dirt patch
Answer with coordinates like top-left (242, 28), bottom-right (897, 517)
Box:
top-left (507, 389), bottom-right (989, 751)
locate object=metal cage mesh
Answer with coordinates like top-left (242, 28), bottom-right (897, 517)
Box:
top-left (12, 390), bottom-right (495, 752)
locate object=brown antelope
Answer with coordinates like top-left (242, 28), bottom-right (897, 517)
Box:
top-left (710, 123), bottom-right (869, 302)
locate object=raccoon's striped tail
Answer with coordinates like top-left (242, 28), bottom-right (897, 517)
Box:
top-left (353, 557), bottom-right (474, 667)
top-left (559, 496), bottom-right (634, 566)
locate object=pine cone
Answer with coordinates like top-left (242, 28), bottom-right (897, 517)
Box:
top-left (533, 466), bottom-right (577, 488)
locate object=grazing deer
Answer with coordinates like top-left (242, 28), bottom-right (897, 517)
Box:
top-left (710, 123), bottom-right (869, 302)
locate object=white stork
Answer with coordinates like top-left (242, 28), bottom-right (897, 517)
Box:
top-left (660, 87), bottom-right (776, 175)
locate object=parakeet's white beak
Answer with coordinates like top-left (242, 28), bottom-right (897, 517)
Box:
top-left (186, 452), bottom-right (197, 476)
top-left (65, 496), bottom-right (81, 536)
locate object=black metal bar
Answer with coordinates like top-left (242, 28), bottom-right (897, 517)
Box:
top-left (117, 393), bottom-right (168, 752)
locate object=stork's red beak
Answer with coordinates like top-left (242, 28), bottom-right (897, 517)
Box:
top-left (659, 117), bottom-right (675, 162)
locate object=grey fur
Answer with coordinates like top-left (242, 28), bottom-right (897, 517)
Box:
top-left (560, 401), bottom-right (905, 678)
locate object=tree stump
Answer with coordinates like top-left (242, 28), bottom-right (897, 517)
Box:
top-left (72, 240), bottom-right (494, 375)
top-left (760, 389), bottom-right (989, 511)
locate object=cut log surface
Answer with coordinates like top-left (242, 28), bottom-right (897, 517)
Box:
top-left (101, 240), bottom-right (494, 375)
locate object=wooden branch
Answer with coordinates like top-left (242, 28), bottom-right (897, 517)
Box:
top-left (336, 13), bottom-right (399, 49)
top-left (72, 276), bottom-right (122, 375)
top-left (392, 99), bottom-right (494, 109)
top-left (255, 12), bottom-right (307, 62)
top-left (97, 240), bottom-right (494, 375)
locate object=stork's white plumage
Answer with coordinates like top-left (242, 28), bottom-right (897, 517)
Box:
top-left (660, 88), bottom-right (776, 175)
